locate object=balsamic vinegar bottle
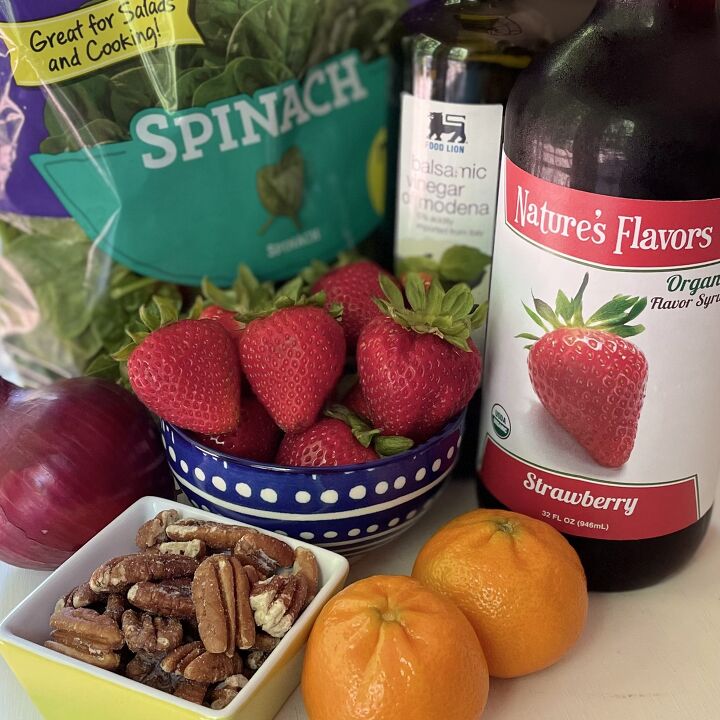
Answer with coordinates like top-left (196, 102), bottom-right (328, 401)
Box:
top-left (384, 0), bottom-right (553, 474)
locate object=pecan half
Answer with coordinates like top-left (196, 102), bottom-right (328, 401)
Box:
top-left (251, 631), bottom-right (281, 653)
top-left (234, 532), bottom-right (295, 577)
top-left (55, 583), bottom-right (101, 612)
top-left (166, 519), bottom-right (256, 550)
top-left (125, 654), bottom-right (175, 693)
top-left (292, 547), bottom-right (320, 604)
top-left (158, 540), bottom-right (206, 560)
top-left (136, 510), bottom-right (181, 549)
top-left (209, 675), bottom-right (249, 710)
top-left (243, 564), bottom-right (260, 586)
top-left (44, 639), bottom-right (120, 671)
top-left (122, 610), bottom-right (184, 655)
top-left (103, 594), bottom-right (127, 625)
top-left (250, 575), bottom-right (307, 638)
top-left (193, 555), bottom-right (255, 655)
top-left (50, 608), bottom-right (124, 651)
top-left (161, 641), bottom-right (242, 683)
top-left (173, 679), bottom-right (208, 705)
top-left (127, 580), bottom-right (195, 620)
top-left (90, 554), bottom-right (198, 593)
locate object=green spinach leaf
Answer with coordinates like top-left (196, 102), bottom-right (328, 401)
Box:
top-left (227, 0), bottom-right (322, 77)
top-left (192, 56), bottom-right (293, 106)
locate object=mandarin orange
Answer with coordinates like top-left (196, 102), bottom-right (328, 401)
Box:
top-left (302, 575), bottom-right (489, 720)
top-left (413, 509), bottom-right (588, 678)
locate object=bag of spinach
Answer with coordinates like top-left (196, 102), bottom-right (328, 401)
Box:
top-left (0, 0), bottom-right (405, 384)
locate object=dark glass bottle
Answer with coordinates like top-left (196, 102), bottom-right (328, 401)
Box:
top-left (477, 0), bottom-right (720, 591)
top-left (383, 0), bottom-right (554, 475)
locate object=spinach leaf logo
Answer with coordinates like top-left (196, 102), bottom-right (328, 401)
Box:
top-left (257, 146), bottom-right (305, 235)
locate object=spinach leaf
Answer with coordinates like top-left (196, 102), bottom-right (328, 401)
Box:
top-left (110, 62), bottom-right (177, 130)
top-left (257, 146), bottom-right (305, 234)
top-left (227, 0), bottom-right (322, 77)
top-left (44, 75), bottom-right (113, 139)
top-left (177, 67), bottom-right (220, 108)
top-left (0, 217), bottom-right (181, 382)
top-left (40, 119), bottom-right (127, 155)
top-left (192, 57), bottom-right (293, 106)
top-left (194, 0), bottom-right (250, 52)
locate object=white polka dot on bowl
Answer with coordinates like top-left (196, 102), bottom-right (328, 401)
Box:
top-left (200, 505), bottom-right (210, 512)
top-left (415, 467), bottom-right (427, 482)
top-left (375, 481), bottom-right (389, 495)
top-left (349, 485), bottom-right (367, 500)
top-left (406, 510), bottom-right (418, 520)
top-left (275, 530), bottom-right (288, 536)
top-left (432, 459), bottom-right (442, 472)
top-left (211, 476), bottom-right (226, 492)
top-left (260, 488), bottom-right (277, 504)
top-left (161, 436), bottom-right (167, 449)
top-left (180, 460), bottom-right (189, 474)
top-left (367, 524), bottom-right (379, 533)
top-left (323, 531), bottom-right (338, 539)
top-left (388, 518), bottom-right (400, 527)
top-left (300, 531), bottom-right (314, 540)
top-left (168, 447), bottom-right (176, 462)
top-left (320, 489), bottom-right (339, 504)
top-left (348, 528), bottom-right (361, 537)
top-left (447, 446), bottom-right (455, 460)
top-left (195, 468), bottom-right (206, 482)
top-left (295, 491), bottom-right (311, 504)
top-left (394, 476), bottom-right (406, 490)
top-left (235, 482), bottom-right (252, 498)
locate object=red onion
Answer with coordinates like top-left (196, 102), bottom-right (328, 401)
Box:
top-left (0, 376), bottom-right (173, 570)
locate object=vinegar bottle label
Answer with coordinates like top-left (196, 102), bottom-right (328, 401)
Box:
top-left (394, 93), bottom-right (503, 344)
top-left (478, 153), bottom-right (720, 540)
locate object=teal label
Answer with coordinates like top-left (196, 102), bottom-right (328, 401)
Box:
top-left (31, 52), bottom-right (388, 285)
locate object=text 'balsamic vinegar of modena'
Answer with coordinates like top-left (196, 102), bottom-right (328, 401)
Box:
top-left (384, 0), bottom-right (554, 474)
top-left (477, 0), bottom-right (720, 591)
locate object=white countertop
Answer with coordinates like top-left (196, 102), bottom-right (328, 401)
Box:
top-left (2, 478), bottom-right (719, 720)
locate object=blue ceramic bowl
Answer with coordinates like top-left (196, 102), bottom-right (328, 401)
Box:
top-left (159, 413), bottom-right (465, 558)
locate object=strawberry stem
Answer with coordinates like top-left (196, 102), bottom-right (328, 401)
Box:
top-left (324, 405), bottom-right (413, 457)
top-left (375, 273), bottom-right (485, 352)
top-left (519, 273), bottom-right (646, 346)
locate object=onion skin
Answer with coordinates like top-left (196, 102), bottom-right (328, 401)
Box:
top-left (0, 377), bottom-right (173, 570)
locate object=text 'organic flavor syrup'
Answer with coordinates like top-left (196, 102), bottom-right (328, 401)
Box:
top-left (477, 0), bottom-right (720, 591)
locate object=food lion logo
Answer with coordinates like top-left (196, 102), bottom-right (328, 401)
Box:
top-left (427, 112), bottom-right (467, 144)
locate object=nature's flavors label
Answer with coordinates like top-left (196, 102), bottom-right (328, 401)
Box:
top-left (0, 0), bottom-right (406, 383)
top-left (478, 155), bottom-right (720, 541)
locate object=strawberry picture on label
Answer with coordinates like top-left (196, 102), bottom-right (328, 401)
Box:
top-left (519, 274), bottom-right (648, 469)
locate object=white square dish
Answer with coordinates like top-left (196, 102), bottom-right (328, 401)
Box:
top-left (0, 496), bottom-right (349, 720)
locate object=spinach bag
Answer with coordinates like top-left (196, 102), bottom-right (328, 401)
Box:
top-left (0, 0), bottom-right (405, 384)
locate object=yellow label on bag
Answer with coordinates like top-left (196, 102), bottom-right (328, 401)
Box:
top-left (0, 0), bottom-right (202, 86)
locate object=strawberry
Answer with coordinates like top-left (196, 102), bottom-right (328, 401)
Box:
top-left (310, 260), bottom-right (399, 350)
top-left (277, 419), bottom-right (379, 467)
top-left (114, 297), bottom-right (241, 435)
top-left (520, 273), bottom-right (648, 468)
top-left (276, 406), bottom-right (413, 467)
top-left (239, 280), bottom-right (346, 433)
top-left (198, 266), bottom-right (274, 356)
top-left (357, 275), bottom-right (485, 442)
top-left (344, 381), bottom-right (372, 421)
top-left (200, 305), bottom-right (244, 343)
top-left (196, 394), bottom-right (281, 462)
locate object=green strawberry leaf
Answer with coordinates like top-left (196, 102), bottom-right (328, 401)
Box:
top-left (555, 289), bottom-right (573, 322)
top-left (523, 302), bottom-right (550, 332)
top-left (533, 297), bottom-right (561, 329)
top-left (375, 435), bottom-right (414, 457)
top-left (610, 324), bottom-right (645, 338)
